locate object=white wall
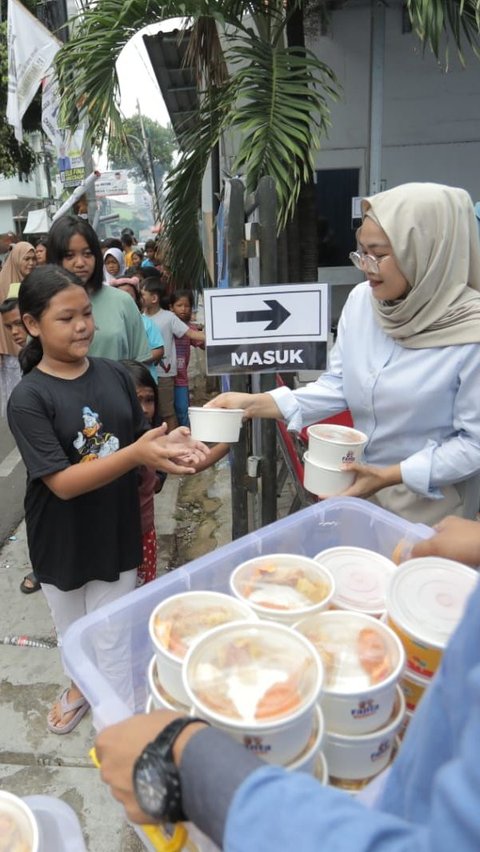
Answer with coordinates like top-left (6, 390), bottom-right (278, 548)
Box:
top-left (309, 1), bottom-right (480, 199)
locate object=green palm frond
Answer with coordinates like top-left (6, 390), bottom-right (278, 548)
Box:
top-left (226, 34), bottom-right (339, 229)
top-left (161, 85), bottom-right (232, 285)
top-left (407, 0), bottom-right (480, 63)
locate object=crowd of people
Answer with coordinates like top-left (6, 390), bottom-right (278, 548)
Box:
top-left (1, 182), bottom-right (480, 847)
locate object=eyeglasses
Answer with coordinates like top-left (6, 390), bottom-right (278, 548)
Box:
top-left (349, 251), bottom-right (390, 276)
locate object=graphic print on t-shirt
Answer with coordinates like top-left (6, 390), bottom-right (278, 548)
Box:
top-left (72, 405), bottom-right (120, 462)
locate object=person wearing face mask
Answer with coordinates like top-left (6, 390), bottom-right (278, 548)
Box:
top-left (207, 183), bottom-right (480, 525)
top-left (0, 241), bottom-right (36, 415)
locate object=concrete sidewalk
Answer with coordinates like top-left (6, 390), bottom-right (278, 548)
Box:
top-left (0, 473), bottom-right (202, 852)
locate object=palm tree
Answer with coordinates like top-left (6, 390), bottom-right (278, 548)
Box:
top-left (55, 0), bottom-right (480, 285)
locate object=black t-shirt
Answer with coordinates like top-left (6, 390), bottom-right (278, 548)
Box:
top-left (7, 358), bottom-right (147, 591)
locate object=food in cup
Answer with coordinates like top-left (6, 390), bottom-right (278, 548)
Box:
top-left (298, 618), bottom-right (393, 690)
top-left (295, 611), bottom-right (405, 734)
top-left (230, 554), bottom-right (334, 623)
top-left (182, 621), bottom-right (323, 765)
top-left (149, 591), bottom-right (257, 705)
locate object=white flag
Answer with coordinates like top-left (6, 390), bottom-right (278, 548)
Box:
top-left (6, 0), bottom-right (60, 142)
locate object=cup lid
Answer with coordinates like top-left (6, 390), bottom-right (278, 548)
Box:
top-left (386, 557), bottom-right (478, 648)
top-left (0, 791), bottom-right (36, 849)
top-left (150, 591), bottom-right (254, 660)
top-left (295, 611), bottom-right (402, 694)
top-left (314, 547), bottom-right (396, 614)
top-left (183, 621), bottom-right (322, 725)
top-left (231, 554), bottom-right (334, 614)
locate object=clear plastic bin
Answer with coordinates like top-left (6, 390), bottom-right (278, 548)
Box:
top-left (62, 497), bottom-right (432, 730)
top-left (23, 796), bottom-right (87, 851)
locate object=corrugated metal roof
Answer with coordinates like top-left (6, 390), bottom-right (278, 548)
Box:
top-left (143, 29), bottom-right (198, 143)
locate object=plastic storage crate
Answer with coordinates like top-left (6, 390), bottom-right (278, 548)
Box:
top-left (23, 796), bottom-right (87, 851)
top-left (62, 497), bottom-right (432, 730)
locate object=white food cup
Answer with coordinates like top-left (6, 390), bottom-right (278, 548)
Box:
top-left (149, 590), bottom-right (257, 705)
top-left (307, 424), bottom-right (368, 469)
top-left (294, 610), bottom-right (405, 734)
top-left (147, 656), bottom-right (191, 713)
top-left (229, 553), bottom-right (335, 625)
top-left (303, 452), bottom-right (355, 497)
top-left (0, 790), bottom-right (39, 852)
top-left (285, 705), bottom-right (325, 775)
top-left (314, 751), bottom-right (328, 785)
top-left (324, 686), bottom-right (405, 781)
top-left (182, 621), bottom-right (323, 766)
top-left (313, 546), bottom-right (396, 618)
top-left (188, 406), bottom-right (244, 442)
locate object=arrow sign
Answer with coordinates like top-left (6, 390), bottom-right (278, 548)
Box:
top-left (236, 299), bottom-right (291, 331)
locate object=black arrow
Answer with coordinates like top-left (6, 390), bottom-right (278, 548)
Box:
top-left (236, 300), bottom-right (291, 331)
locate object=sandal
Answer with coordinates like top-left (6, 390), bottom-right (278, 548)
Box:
top-left (47, 688), bottom-right (90, 735)
top-left (20, 572), bottom-right (41, 594)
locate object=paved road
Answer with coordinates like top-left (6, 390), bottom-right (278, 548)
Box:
top-left (0, 416), bottom-right (25, 547)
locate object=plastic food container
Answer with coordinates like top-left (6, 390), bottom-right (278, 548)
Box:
top-left (307, 424), bottom-right (367, 469)
top-left (386, 557), bottom-right (477, 678)
top-left (399, 668), bottom-right (430, 713)
top-left (147, 656), bottom-right (191, 713)
top-left (188, 407), bottom-right (244, 442)
top-left (294, 610), bottom-right (405, 734)
top-left (149, 590), bottom-right (257, 704)
top-left (229, 553), bottom-right (334, 625)
top-left (303, 452), bottom-right (355, 497)
top-left (62, 498), bottom-right (433, 733)
top-left (182, 621), bottom-right (323, 766)
top-left (23, 796), bottom-right (87, 852)
top-left (313, 546), bottom-right (396, 617)
top-left (0, 791), bottom-right (39, 852)
top-left (324, 686), bottom-right (405, 782)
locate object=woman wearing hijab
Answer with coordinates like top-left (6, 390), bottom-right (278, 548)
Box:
top-left (103, 247), bottom-right (126, 284)
top-left (0, 242), bottom-right (36, 416)
top-left (207, 183), bottom-right (480, 524)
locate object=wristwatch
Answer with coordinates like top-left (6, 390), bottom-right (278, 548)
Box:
top-left (133, 717), bottom-right (207, 823)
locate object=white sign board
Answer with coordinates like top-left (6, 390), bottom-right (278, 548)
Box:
top-left (203, 283), bottom-right (329, 375)
top-left (94, 171), bottom-right (129, 197)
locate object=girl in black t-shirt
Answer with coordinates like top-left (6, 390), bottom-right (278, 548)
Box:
top-left (7, 265), bottom-right (209, 735)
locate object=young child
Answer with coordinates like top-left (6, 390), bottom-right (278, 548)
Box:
top-left (7, 265), bottom-right (209, 734)
top-left (170, 289), bottom-right (205, 427)
top-left (142, 240), bottom-right (157, 269)
top-left (141, 277), bottom-right (205, 432)
top-left (103, 247), bottom-right (125, 284)
top-left (121, 360), bottom-right (161, 585)
top-left (111, 274), bottom-right (164, 384)
top-left (0, 296), bottom-right (27, 350)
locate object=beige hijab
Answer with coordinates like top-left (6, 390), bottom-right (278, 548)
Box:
top-left (362, 183), bottom-right (480, 348)
top-left (0, 241), bottom-right (34, 356)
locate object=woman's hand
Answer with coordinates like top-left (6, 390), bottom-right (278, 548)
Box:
top-left (135, 426), bottom-right (210, 474)
top-left (205, 392), bottom-right (282, 419)
top-left (337, 462), bottom-right (402, 499)
top-left (411, 515), bottom-right (480, 566)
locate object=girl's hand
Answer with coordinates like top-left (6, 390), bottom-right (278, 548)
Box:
top-left (205, 392), bottom-right (282, 419)
top-left (135, 426), bottom-right (209, 474)
top-left (336, 462), bottom-right (402, 499)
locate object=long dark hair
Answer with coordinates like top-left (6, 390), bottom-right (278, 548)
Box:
top-left (46, 215), bottom-right (104, 293)
top-left (18, 265), bottom-right (84, 374)
top-left (120, 359), bottom-right (160, 426)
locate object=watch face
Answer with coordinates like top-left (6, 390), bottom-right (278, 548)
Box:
top-left (134, 756), bottom-right (169, 821)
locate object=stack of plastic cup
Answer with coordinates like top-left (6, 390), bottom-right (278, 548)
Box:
top-left (304, 424), bottom-right (368, 497)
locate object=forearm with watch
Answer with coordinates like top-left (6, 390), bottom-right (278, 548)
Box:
top-left (133, 717), bottom-right (264, 848)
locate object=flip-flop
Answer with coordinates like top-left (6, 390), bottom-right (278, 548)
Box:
top-left (47, 688), bottom-right (90, 735)
top-left (20, 572), bottom-right (41, 594)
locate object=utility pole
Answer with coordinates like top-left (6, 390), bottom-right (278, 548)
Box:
top-left (136, 101), bottom-right (160, 220)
